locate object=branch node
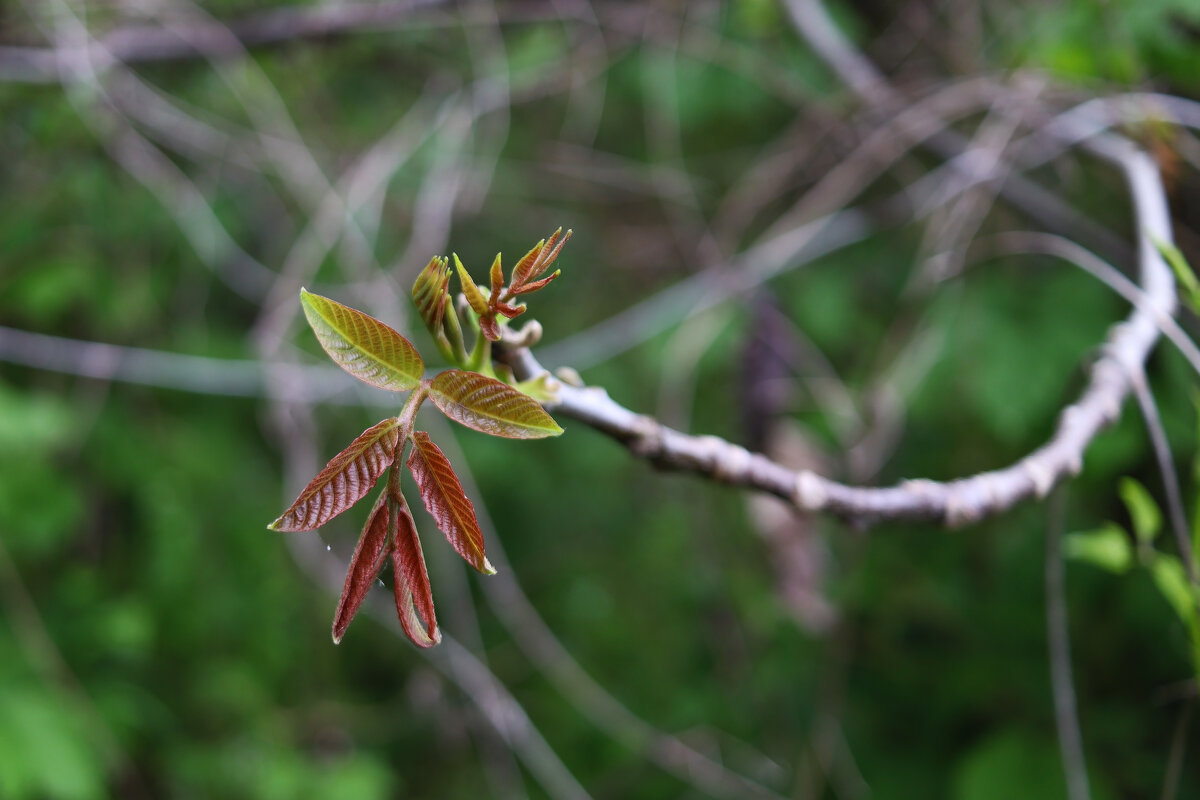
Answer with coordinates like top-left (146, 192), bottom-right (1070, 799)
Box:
top-left (704, 436), bottom-right (753, 482)
top-left (501, 320), bottom-right (544, 349)
top-left (1025, 459), bottom-right (1056, 499)
top-left (793, 470), bottom-right (828, 511)
top-left (944, 491), bottom-right (979, 528)
top-left (628, 415), bottom-right (665, 460)
top-left (554, 366), bottom-right (585, 387)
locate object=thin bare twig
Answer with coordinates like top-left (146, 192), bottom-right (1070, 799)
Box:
top-left (1160, 701), bottom-right (1193, 800)
top-left (0, 1), bottom-right (448, 82)
top-left (1129, 370), bottom-right (1197, 583)
top-left (0, 324), bottom-right (390, 404)
top-left (1045, 490), bottom-right (1092, 800)
top-left (782, 0), bottom-right (1131, 264)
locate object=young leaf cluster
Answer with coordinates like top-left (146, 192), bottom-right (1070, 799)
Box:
top-left (414, 228), bottom-right (571, 369)
top-left (270, 231), bottom-right (570, 646)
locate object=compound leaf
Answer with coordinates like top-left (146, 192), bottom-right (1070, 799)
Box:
top-left (390, 495), bottom-right (440, 647)
top-left (270, 417), bottom-right (401, 531)
top-left (301, 288), bottom-right (424, 391)
top-left (332, 493), bottom-right (392, 644)
top-left (429, 369), bottom-right (563, 439)
top-left (407, 431), bottom-right (494, 574)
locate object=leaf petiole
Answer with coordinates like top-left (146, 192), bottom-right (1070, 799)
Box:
top-left (465, 326), bottom-right (494, 376)
top-left (398, 383), bottom-right (429, 436)
top-left (439, 295), bottom-right (468, 365)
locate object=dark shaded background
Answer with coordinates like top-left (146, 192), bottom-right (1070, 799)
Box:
top-left (1, 1), bottom-right (1199, 797)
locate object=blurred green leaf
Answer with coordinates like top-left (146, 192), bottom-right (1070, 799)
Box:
top-left (1064, 523), bottom-right (1133, 573)
top-left (1118, 477), bottom-right (1162, 545)
top-left (0, 381), bottom-right (76, 451)
top-left (952, 730), bottom-right (1065, 800)
top-left (1155, 237), bottom-right (1200, 314)
top-left (0, 686), bottom-right (106, 800)
top-left (1150, 554), bottom-right (1199, 630)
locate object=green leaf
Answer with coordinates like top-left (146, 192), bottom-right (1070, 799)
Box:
top-left (1118, 477), bottom-right (1161, 545)
top-left (1150, 554), bottom-right (1199, 630)
top-left (1154, 236), bottom-right (1200, 314)
top-left (407, 431), bottom-right (494, 574)
top-left (269, 417), bottom-right (401, 531)
top-left (515, 373), bottom-right (561, 403)
top-left (300, 288), bottom-right (424, 391)
top-left (453, 254), bottom-right (489, 316)
top-left (1064, 523), bottom-right (1133, 573)
top-left (428, 369), bottom-right (563, 439)
top-left (332, 491), bottom-right (392, 644)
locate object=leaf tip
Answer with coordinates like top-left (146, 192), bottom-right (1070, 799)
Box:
top-left (482, 558), bottom-right (498, 575)
top-left (267, 519), bottom-right (280, 531)
top-left (332, 629), bottom-right (344, 645)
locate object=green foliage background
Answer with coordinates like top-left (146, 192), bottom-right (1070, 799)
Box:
top-left (1, 1), bottom-right (1199, 797)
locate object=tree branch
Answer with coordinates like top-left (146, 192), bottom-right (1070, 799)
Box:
top-left (500, 125), bottom-right (1176, 526)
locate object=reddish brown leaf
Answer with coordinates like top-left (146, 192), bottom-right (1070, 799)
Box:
top-left (494, 301), bottom-right (525, 319)
top-left (429, 370), bottom-right (563, 438)
top-left (478, 314), bottom-right (501, 342)
top-left (511, 228), bottom-right (571, 290)
top-left (331, 493), bottom-right (392, 644)
top-left (390, 495), bottom-right (440, 647)
top-left (510, 235), bottom-right (547, 290)
top-left (509, 270), bottom-right (560, 297)
top-left (407, 431), bottom-right (494, 574)
top-left (270, 417), bottom-right (401, 531)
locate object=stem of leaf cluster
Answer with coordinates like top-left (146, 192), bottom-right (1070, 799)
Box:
top-left (433, 333), bottom-right (457, 366)
top-left (441, 298), bottom-right (468, 365)
top-left (466, 328), bottom-right (493, 375)
top-left (398, 384), bottom-right (429, 435)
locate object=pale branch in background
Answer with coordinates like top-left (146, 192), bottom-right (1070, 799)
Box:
top-left (0, 0), bottom-right (446, 82)
top-left (500, 122), bottom-right (1178, 527)
top-left (1045, 491), bottom-right (1092, 800)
